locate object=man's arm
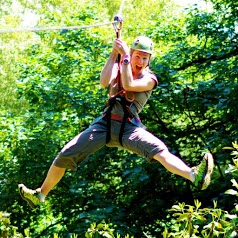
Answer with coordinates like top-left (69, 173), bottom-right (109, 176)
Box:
top-left (100, 50), bottom-right (119, 88)
top-left (121, 62), bottom-right (157, 92)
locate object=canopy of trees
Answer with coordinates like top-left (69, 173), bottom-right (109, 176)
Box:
top-left (0, 0), bottom-right (237, 237)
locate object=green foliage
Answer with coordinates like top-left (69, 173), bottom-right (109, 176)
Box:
top-left (208, 0), bottom-right (238, 21)
top-left (164, 200), bottom-right (237, 237)
top-left (146, 1), bottom-right (238, 167)
top-left (0, 212), bottom-right (20, 238)
top-left (85, 221), bottom-right (134, 238)
top-left (164, 143), bottom-right (238, 237)
top-left (0, 0), bottom-right (238, 237)
top-left (223, 142), bottom-right (238, 203)
top-left (0, 213), bottom-right (134, 238)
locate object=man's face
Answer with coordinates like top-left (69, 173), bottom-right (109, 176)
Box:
top-left (131, 50), bottom-right (151, 75)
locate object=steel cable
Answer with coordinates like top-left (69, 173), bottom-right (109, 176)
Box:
top-left (0, 0), bottom-right (126, 34)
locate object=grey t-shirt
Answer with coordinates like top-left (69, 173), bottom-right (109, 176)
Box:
top-left (107, 69), bottom-right (158, 119)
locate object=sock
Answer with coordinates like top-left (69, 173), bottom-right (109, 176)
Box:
top-left (190, 170), bottom-right (195, 182)
top-left (39, 192), bottom-right (45, 202)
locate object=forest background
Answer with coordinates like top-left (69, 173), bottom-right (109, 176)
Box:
top-left (0, 0), bottom-right (237, 237)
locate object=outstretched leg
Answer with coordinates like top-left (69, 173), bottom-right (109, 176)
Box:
top-left (18, 119), bottom-right (107, 208)
top-left (153, 149), bottom-right (214, 190)
top-left (18, 164), bottom-right (65, 209)
top-left (153, 149), bottom-right (192, 181)
top-left (41, 164), bottom-right (66, 197)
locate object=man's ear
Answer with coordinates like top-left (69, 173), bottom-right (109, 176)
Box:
top-left (147, 56), bottom-right (151, 67)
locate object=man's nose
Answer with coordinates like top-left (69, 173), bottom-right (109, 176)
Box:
top-left (138, 57), bottom-right (143, 65)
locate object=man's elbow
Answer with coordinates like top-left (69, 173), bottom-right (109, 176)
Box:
top-left (100, 78), bottom-right (108, 88)
top-left (122, 83), bottom-right (133, 91)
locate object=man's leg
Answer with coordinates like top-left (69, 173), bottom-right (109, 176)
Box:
top-left (19, 119), bottom-right (107, 208)
top-left (153, 149), bottom-right (192, 181)
top-left (123, 125), bottom-right (214, 190)
top-left (41, 164), bottom-right (66, 197)
top-left (18, 164), bottom-right (65, 209)
top-left (153, 149), bottom-right (214, 190)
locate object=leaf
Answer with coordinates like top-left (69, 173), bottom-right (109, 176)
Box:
top-left (91, 222), bottom-right (97, 229)
top-left (196, 215), bottom-right (207, 222)
top-left (222, 147), bottom-right (234, 150)
top-left (225, 189), bottom-right (237, 196)
top-left (213, 200), bottom-right (217, 209)
top-left (224, 214), bottom-right (237, 219)
top-left (172, 212), bottom-right (183, 217)
top-left (96, 223), bottom-right (105, 230)
top-left (219, 219), bottom-right (231, 227)
top-left (231, 179), bottom-right (238, 188)
top-left (194, 199), bottom-right (202, 209)
top-left (232, 142), bottom-right (238, 149)
top-left (162, 228), bottom-right (168, 238)
top-left (177, 213), bottom-right (190, 222)
top-left (171, 205), bottom-right (181, 211)
top-left (85, 233), bottom-right (93, 238)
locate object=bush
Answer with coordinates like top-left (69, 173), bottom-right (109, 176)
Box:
top-left (0, 212), bottom-right (21, 238)
top-left (163, 142), bottom-right (238, 237)
top-left (85, 222), bottom-right (134, 238)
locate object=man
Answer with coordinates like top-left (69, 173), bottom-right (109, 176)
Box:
top-left (19, 36), bottom-right (214, 209)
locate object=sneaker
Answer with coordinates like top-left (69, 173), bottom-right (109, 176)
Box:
top-left (18, 184), bottom-right (41, 209)
top-left (192, 152), bottom-right (214, 190)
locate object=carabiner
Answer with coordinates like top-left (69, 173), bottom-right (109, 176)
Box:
top-left (112, 15), bottom-right (123, 39)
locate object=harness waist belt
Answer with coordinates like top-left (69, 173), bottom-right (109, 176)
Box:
top-left (110, 114), bottom-right (141, 122)
top-left (111, 114), bottom-right (141, 122)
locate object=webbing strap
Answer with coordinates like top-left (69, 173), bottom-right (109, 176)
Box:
top-left (104, 96), bottom-right (132, 146)
top-left (105, 98), bottom-right (116, 144)
top-left (105, 0), bottom-right (127, 145)
top-left (118, 100), bottom-right (130, 146)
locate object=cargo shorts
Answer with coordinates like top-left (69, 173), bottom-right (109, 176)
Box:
top-left (53, 117), bottom-right (168, 171)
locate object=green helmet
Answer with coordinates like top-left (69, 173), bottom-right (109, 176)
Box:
top-left (131, 36), bottom-right (153, 54)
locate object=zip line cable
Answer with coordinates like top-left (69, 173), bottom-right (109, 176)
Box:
top-left (118, 0), bottom-right (126, 16)
top-left (0, 0), bottom-right (126, 34)
top-left (112, 0), bottom-right (126, 38)
top-left (0, 21), bottom-right (117, 34)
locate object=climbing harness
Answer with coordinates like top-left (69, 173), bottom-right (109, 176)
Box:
top-left (103, 11), bottom-right (142, 147)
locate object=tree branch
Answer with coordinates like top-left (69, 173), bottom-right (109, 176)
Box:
top-left (176, 45), bottom-right (238, 71)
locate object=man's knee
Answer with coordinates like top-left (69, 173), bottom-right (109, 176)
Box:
top-left (153, 149), bottom-right (170, 162)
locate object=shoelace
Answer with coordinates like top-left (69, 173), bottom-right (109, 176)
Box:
top-left (23, 188), bottom-right (39, 204)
